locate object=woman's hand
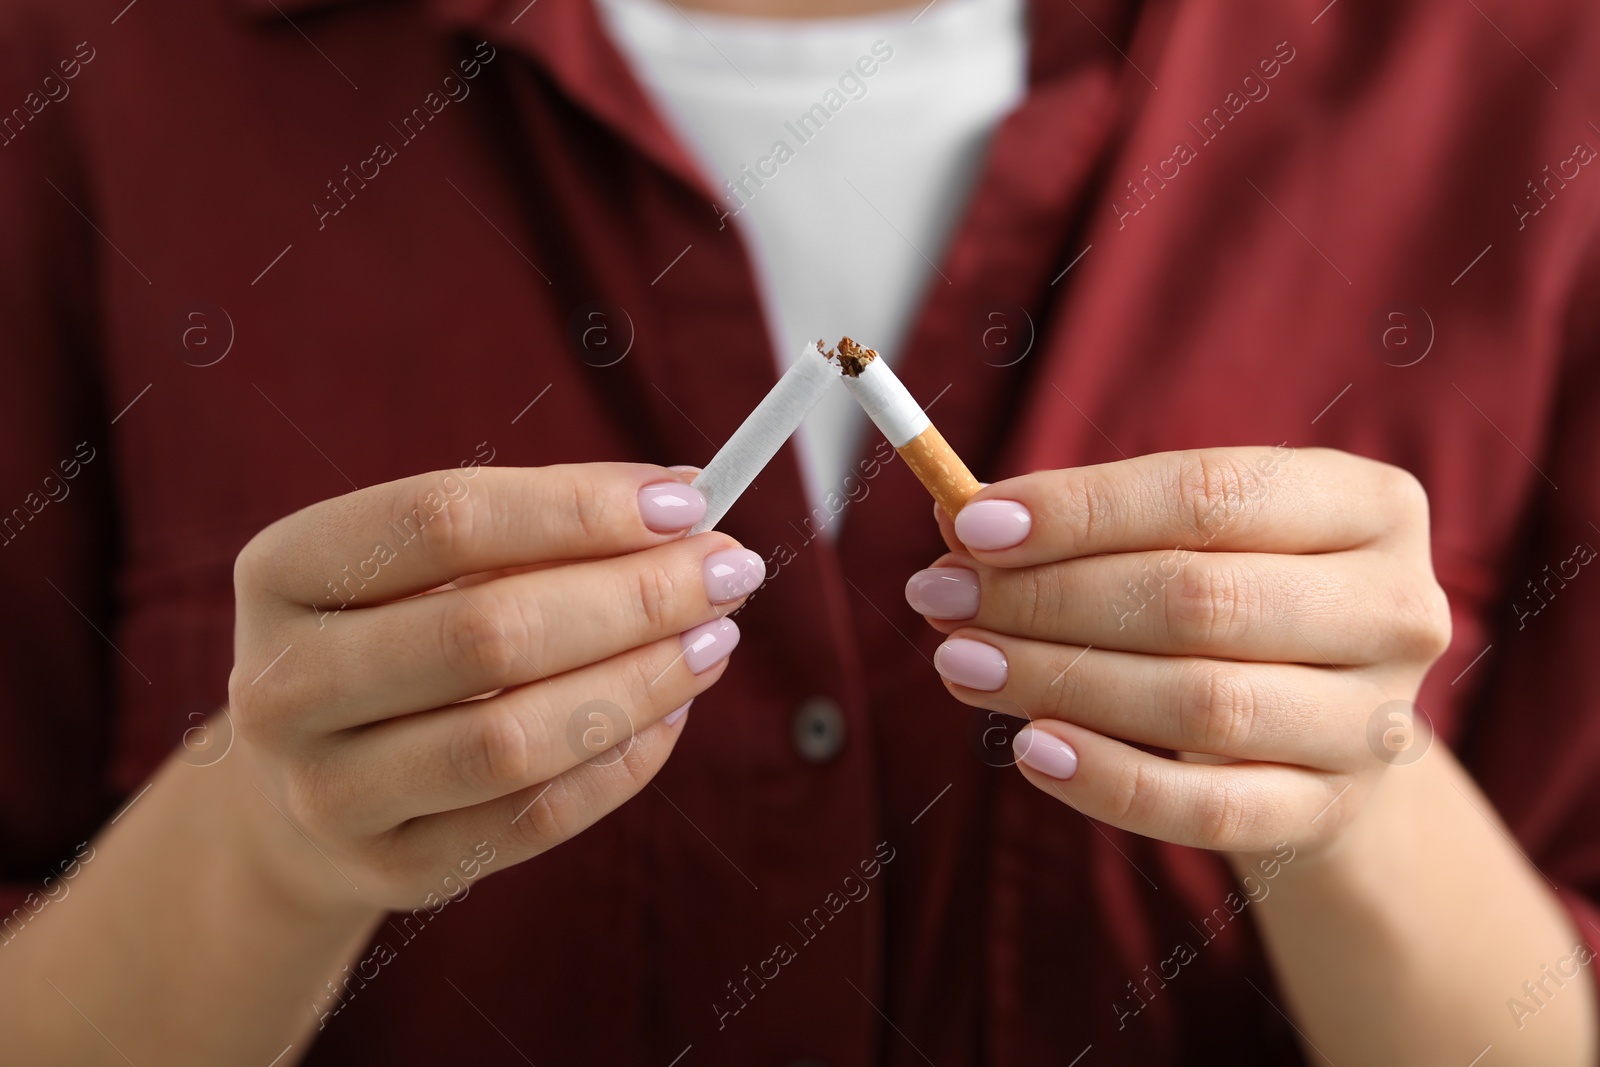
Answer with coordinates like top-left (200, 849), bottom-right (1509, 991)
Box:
top-left (906, 445), bottom-right (1597, 1063)
top-left (1, 461), bottom-right (766, 1065)
top-left (229, 462), bottom-right (761, 914)
top-left (907, 446), bottom-right (1451, 857)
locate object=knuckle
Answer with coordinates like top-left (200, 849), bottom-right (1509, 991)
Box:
top-left (623, 651), bottom-right (665, 711)
top-left (633, 561), bottom-right (686, 634)
top-left (1191, 779), bottom-right (1256, 851)
top-left (440, 589), bottom-right (543, 683)
top-left (1181, 662), bottom-right (1259, 754)
top-left (449, 705), bottom-right (533, 792)
top-left (607, 729), bottom-right (658, 791)
top-left (512, 780), bottom-right (580, 847)
top-left (1381, 464), bottom-right (1431, 522)
top-left (225, 665), bottom-right (257, 731)
top-left (516, 709), bottom-right (661, 849)
top-left (226, 695), bottom-right (266, 757)
top-left (1066, 471), bottom-right (1118, 551)
top-left (1041, 650), bottom-right (1091, 720)
top-left (232, 532), bottom-right (273, 596)
top-left (1392, 579), bottom-right (1453, 662)
top-left (1015, 565), bottom-right (1065, 635)
top-left (227, 655), bottom-right (290, 748)
top-left (1424, 584), bottom-right (1454, 657)
top-left (1174, 450), bottom-right (1257, 544)
top-left (567, 475), bottom-right (611, 543)
top-left (1166, 561), bottom-right (1253, 648)
top-left (407, 476), bottom-right (480, 569)
top-left (613, 651), bottom-right (687, 737)
top-left (1108, 758), bottom-right (1163, 828)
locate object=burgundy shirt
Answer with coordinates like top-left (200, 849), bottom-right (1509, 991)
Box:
top-left (3, 0), bottom-right (1600, 1063)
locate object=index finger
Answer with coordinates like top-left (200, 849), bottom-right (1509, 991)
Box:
top-left (240, 463), bottom-right (705, 607)
top-left (949, 447), bottom-right (1423, 565)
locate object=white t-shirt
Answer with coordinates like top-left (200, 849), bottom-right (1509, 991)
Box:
top-left (595, 0), bottom-right (1028, 525)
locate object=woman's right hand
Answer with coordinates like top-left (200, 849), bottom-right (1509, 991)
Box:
top-left (226, 462), bottom-right (760, 916)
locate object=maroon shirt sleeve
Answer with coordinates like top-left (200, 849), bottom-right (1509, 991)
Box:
top-left (0, 7), bottom-right (120, 924)
top-left (1462, 232), bottom-right (1600, 981)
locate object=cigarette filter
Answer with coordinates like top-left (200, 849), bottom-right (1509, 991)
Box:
top-left (831, 337), bottom-right (981, 516)
top-left (688, 341), bottom-right (839, 534)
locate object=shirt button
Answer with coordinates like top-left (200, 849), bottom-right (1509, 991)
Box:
top-left (791, 697), bottom-right (846, 763)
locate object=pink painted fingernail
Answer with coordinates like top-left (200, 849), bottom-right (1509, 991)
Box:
top-left (934, 637), bottom-right (1008, 691)
top-left (905, 568), bottom-right (980, 619)
top-left (680, 618), bottom-right (739, 674)
top-left (639, 482), bottom-right (706, 533)
top-left (954, 499), bottom-right (1031, 550)
top-left (1014, 727), bottom-right (1078, 780)
top-left (664, 699), bottom-right (693, 726)
top-left (703, 548), bottom-right (765, 603)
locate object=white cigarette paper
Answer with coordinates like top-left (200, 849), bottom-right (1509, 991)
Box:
top-left (838, 356), bottom-right (931, 448)
top-left (832, 336), bottom-right (981, 517)
top-left (689, 341), bottom-right (839, 534)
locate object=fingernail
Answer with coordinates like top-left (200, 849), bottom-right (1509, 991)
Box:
top-left (703, 548), bottom-right (765, 603)
top-left (905, 568), bottom-right (980, 619)
top-left (934, 637), bottom-right (1008, 691)
top-left (1014, 727), bottom-right (1078, 780)
top-left (664, 699), bottom-right (693, 726)
top-left (680, 617), bottom-right (739, 674)
top-left (639, 482), bottom-right (707, 533)
top-left (668, 465), bottom-right (702, 476)
top-left (954, 499), bottom-right (1031, 551)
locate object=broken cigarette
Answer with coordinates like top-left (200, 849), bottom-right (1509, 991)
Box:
top-left (688, 340), bottom-right (839, 535)
top-left (830, 337), bottom-right (981, 516)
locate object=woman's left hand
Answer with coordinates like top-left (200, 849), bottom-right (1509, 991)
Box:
top-left (908, 446), bottom-right (1453, 858)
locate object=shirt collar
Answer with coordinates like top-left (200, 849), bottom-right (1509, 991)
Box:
top-left (238, 0), bottom-right (716, 196)
top-left (234, 0), bottom-right (1119, 90)
top-left (231, 0), bottom-right (1132, 202)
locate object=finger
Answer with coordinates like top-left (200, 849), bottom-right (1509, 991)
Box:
top-left (949, 447), bottom-right (1428, 565)
top-left (395, 709), bottom-right (692, 870)
top-left (935, 498), bottom-right (962, 554)
top-left (909, 550), bottom-right (1444, 665)
top-left (293, 533), bottom-right (761, 727)
top-left (931, 629), bottom-right (1377, 767)
top-left (447, 562), bottom-right (562, 589)
top-left (240, 464), bottom-right (706, 607)
top-left (318, 620), bottom-right (737, 829)
top-left (1007, 720), bottom-right (1355, 852)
